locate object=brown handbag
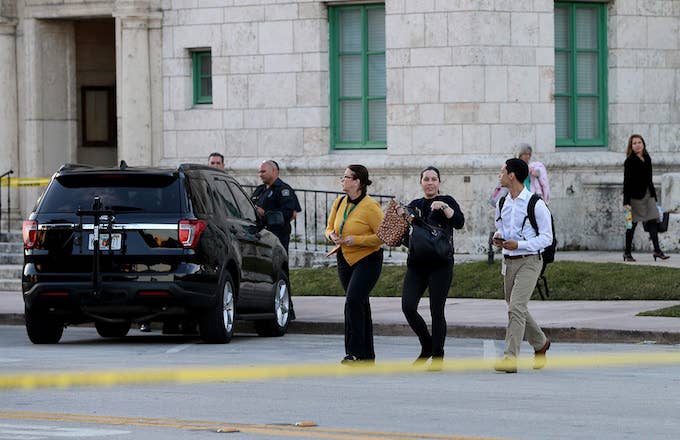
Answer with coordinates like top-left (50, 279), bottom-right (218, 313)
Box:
top-left (376, 199), bottom-right (410, 247)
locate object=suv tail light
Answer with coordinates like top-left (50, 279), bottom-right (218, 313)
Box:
top-left (178, 220), bottom-right (206, 248)
top-left (22, 220), bottom-right (38, 249)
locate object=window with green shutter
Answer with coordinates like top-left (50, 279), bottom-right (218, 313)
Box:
top-left (192, 51), bottom-right (212, 105)
top-left (554, 2), bottom-right (607, 147)
top-left (329, 4), bottom-right (386, 149)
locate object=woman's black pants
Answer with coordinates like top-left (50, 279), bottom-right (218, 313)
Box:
top-left (336, 249), bottom-right (383, 360)
top-left (625, 221), bottom-right (661, 254)
top-left (401, 261), bottom-right (453, 358)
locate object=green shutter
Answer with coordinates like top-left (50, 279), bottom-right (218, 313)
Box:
top-left (192, 51), bottom-right (213, 105)
top-left (330, 4), bottom-right (386, 150)
top-left (554, 2), bottom-right (607, 147)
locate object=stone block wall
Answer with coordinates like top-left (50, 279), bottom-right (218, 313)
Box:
top-left (161, 0), bottom-right (329, 162)
top-left (3, 0), bottom-right (679, 251)
top-left (608, 0), bottom-right (680, 152)
top-left (156, 0), bottom-right (680, 253)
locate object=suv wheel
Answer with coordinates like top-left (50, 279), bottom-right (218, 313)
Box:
top-left (25, 308), bottom-right (64, 344)
top-left (255, 271), bottom-right (291, 337)
top-left (95, 321), bottom-right (131, 338)
top-left (199, 271), bottom-right (235, 343)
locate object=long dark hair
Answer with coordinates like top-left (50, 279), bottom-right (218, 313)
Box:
top-left (626, 134), bottom-right (647, 157)
top-left (347, 164), bottom-right (372, 195)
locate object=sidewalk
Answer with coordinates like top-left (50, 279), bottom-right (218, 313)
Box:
top-left (2, 251), bottom-right (680, 344)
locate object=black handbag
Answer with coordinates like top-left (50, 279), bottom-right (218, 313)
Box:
top-left (408, 219), bottom-right (453, 265)
top-left (658, 212), bottom-right (670, 233)
top-left (643, 212), bottom-right (669, 233)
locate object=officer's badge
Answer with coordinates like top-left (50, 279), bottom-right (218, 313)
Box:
top-left (282, 189), bottom-right (290, 197)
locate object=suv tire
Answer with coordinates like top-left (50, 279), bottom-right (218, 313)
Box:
top-left (25, 308), bottom-right (64, 344)
top-left (199, 271), bottom-right (235, 343)
top-left (95, 321), bottom-right (131, 338)
top-left (254, 271), bottom-right (291, 337)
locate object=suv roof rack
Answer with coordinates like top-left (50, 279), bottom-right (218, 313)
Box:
top-left (58, 163), bottom-right (95, 172)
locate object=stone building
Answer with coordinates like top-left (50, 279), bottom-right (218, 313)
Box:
top-left (1, 0), bottom-right (679, 253)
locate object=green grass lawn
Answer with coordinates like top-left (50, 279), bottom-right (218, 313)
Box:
top-left (638, 305), bottom-right (680, 318)
top-left (290, 260), bottom-right (680, 301)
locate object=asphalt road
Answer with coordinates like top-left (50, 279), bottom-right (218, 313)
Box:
top-left (1, 325), bottom-right (679, 440)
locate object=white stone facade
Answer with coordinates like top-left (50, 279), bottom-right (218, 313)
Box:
top-left (2, 0), bottom-right (680, 253)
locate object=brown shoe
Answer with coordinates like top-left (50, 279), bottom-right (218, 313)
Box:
top-left (494, 356), bottom-right (517, 373)
top-left (533, 339), bottom-right (551, 370)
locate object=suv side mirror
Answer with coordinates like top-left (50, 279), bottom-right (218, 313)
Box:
top-left (264, 211), bottom-right (284, 227)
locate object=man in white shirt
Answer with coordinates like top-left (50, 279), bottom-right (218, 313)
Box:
top-left (492, 158), bottom-right (552, 373)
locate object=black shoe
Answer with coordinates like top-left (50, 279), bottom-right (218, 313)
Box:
top-left (413, 349), bottom-right (432, 366)
top-left (653, 251), bottom-right (669, 261)
top-left (623, 253), bottom-right (636, 262)
top-left (427, 357), bottom-right (444, 372)
top-left (340, 355), bottom-right (374, 366)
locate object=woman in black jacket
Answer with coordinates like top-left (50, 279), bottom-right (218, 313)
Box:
top-left (401, 166), bottom-right (465, 369)
top-left (623, 134), bottom-right (668, 261)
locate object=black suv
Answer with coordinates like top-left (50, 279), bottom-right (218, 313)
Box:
top-left (22, 162), bottom-right (293, 344)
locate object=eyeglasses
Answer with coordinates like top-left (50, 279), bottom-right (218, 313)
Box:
top-left (340, 175), bottom-right (356, 181)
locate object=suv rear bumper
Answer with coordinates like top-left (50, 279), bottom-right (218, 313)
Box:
top-left (23, 280), bottom-right (217, 322)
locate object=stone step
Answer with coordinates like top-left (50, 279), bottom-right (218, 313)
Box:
top-left (0, 242), bottom-right (23, 253)
top-left (0, 279), bottom-right (21, 291)
top-left (0, 254), bottom-right (22, 264)
top-left (0, 265), bottom-right (22, 279)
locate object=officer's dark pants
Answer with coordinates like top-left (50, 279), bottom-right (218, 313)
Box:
top-left (336, 249), bottom-right (383, 360)
top-left (401, 260), bottom-right (453, 358)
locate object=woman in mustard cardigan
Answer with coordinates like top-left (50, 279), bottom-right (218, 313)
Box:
top-left (326, 164), bottom-right (384, 365)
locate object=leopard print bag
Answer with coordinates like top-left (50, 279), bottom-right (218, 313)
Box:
top-left (376, 199), bottom-right (409, 247)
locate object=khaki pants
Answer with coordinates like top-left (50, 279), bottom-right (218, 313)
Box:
top-left (503, 255), bottom-right (548, 357)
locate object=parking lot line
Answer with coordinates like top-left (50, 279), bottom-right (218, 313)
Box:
top-left (0, 410), bottom-right (511, 440)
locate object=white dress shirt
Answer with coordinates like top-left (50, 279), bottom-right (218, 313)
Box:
top-left (494, 188), bottom-right (553, 256)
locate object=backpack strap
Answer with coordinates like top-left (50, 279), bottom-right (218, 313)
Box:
top-left (520, 194), bottom-right (543, 258)
top-left (496, 194), bottom-right (508, 222)
top-left (525, 194), bottom-right (540, 234)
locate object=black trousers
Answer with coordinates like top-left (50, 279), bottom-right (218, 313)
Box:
top-left (336, 249), bottom-right (383, 360)
top-left (625, 221), bottom-right (661, 254)
top-left (401, 261), bottom-right (453, 358)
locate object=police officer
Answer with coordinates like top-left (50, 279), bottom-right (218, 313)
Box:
top-left (251, 160), bottom-right (301, 254)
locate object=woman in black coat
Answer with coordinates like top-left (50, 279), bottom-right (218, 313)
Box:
top-left (623, 134), bottom-right (668, 261)
top-left (400, 166), bottom-right (464, 370)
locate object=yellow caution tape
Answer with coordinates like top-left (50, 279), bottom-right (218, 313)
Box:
top-left (0, 177), bottom-right (50, 187)
top-left (0, 351), bottom-right (679, 391)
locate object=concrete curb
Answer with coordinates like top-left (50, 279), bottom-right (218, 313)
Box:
top-left (289, 321), bottom-right (680, 344)
top-left (3, 314), bottom-right (679, 345)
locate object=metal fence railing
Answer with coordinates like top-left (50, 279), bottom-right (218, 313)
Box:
top-left (0, 170), bottom-right (14, 235)
top-left (243, 185), bottom-right (395, 253)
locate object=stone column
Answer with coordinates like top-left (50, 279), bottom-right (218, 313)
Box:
top-left (0, 17), bottom-right (18, 178)
top-left (114, 1), bottom-right (159, 166)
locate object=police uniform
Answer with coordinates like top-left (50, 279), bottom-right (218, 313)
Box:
top-left (251, 178), bottom-right (301, 253)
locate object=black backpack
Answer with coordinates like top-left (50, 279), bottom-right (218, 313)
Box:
top-left (498, 193), bottom-right (556, 264)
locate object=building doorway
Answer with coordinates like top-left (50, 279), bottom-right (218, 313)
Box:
top-left (75, 18), bottom-right (117, 166)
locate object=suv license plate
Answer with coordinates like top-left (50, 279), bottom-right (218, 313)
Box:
top-left (88, 233), bottom-right (122, 251)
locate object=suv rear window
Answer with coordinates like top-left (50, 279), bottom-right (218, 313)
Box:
top-left (39, 174), bottom-right (182, 214)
